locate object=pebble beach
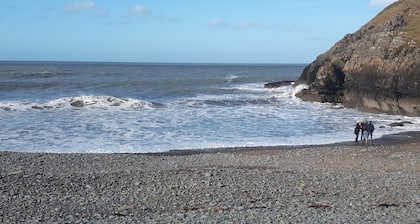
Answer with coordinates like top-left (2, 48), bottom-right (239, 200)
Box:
top-left (1, 132), bottom-right (419, 223)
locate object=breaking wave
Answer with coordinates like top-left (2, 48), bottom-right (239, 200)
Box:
top-left (292, 83), bottom-right (308, 96)
top-left (0, 85), bottom-right (302, 112)
top-left (0, 96), bottom-right (152, 111)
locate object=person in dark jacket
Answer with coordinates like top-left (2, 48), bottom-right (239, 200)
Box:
top-left (365, 121), bottom-right (375, 143)
top-left (354, 122), bottom-right (362, 142)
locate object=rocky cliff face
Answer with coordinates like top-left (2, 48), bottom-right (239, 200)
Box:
top-left (295, 0), bottom-right (420, 116)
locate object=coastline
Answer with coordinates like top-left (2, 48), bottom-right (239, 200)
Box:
top-left (161, 131), bottom-right (420, 156)
top-left (1, 131), bottom-right (419, 223)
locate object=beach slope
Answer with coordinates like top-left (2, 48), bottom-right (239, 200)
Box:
top-left (1, 133), bottom-right (419, 223)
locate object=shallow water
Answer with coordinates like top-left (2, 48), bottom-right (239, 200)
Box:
top-left (1, 61), bottom-right (419, 153)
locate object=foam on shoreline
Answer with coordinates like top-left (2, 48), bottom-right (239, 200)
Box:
top-left (1, 131), bottom-right (419, 156)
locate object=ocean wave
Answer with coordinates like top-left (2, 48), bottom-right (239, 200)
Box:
top-left (0, 96), bottom-right (153, 111)
top-left (0, 83), bottom-right (304, 112)
top-left (292, 84), bottom-right (308, 96)
top-left (0, 94), bottom-right (289, 112)
top-left (224, 83), bottom-right (295, 93)
top-left (225, 74), bottom-right (239, 82)
top-left (177, 91), bottom-right (299, 108)
top-left (178, 97), bottom-right (280, 108)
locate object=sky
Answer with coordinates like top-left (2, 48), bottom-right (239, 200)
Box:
top-left (0, 0), bottom-right (398, 63)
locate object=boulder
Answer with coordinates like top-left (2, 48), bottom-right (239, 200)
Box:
top-left (389, 121), bottom-right (414, 127)
top-left (70, 100), bottom-right (84, 107)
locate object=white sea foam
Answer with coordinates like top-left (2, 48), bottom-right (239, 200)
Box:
top-left (3, 89), bottom-right (420, 153)
top-left (1, 62), bottom-right (419, 153)
top-left (225, 74), bottom-right (239, 82)
top-left (224, 83), bottom-right (266, 92)
top-left (292, 83), bottom-right (308, 96)
top-left (2, 87), bottom-right (420, 153)
top-left (0, 96), bottom-right (151, 111)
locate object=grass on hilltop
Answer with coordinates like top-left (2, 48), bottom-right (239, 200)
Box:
top-left (366, 0), bottom-right (420, 41)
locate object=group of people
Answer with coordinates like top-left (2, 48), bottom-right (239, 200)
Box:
top-left (354, 120), bottom-right (375, 144)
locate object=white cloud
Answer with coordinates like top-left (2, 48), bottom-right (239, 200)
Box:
top-left (131, 4), bottom-right (151, 15)
top-left (64, 1), bottom-right (96, 12)
top-left (208, 18), bottom-right (229, 27)
top-left (369, 0), bottom-right (398, 8)
top-left (208, 18), bottom-right (257, 30)
top-left (235, 21), bottom-right (257, 29)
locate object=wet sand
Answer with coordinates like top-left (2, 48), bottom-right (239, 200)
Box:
top-left (1, 132), bottom-right (419, 223)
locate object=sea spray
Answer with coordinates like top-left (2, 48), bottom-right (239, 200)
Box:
top-left (292, 83), bottom-right (308, 97)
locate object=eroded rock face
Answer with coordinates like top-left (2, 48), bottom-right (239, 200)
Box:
top-left (295, 0), bottom-right (420, 116)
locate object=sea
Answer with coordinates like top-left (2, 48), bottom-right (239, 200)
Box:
top-left (1, 61), bottom-right (419, 153)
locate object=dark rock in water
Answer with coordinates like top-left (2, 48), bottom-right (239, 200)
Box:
top-left (390, 122), bottom-right (404, 127)
top-left (294, 0), bottom-right (420, 116)
top-left (71, 100), bottom-right (84, 107)
top-left (32, 105), bottom-right (55, 110)
top-left (389, 121), bottom-right (414, 127)
top-left (264, 81), bottom-right (294, 88)
top-left (151, 102), bottom-right (166, 108)
top-left (31, 106), bottom-right (44, 110)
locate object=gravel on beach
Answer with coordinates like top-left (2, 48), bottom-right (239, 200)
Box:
top-left (1, 132), bottom-right (419, 223)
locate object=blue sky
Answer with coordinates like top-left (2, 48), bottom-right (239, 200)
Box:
top-left (0, 0), bottom-right (397, 63)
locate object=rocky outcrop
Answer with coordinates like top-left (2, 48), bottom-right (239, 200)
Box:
top-left (264, 81), bottom-right (294, 88)
top-left (295, 0), bottom-right (420, 116)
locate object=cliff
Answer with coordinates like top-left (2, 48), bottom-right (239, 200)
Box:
top-left (295, 0), bottom-right (420, 116)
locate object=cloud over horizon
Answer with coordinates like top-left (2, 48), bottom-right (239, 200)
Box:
top-left (131, 4), bottom-right (151, 15)
top-left (64, 1), bottom-right (96, 12)
top-left (1, 1), bottom-right (396, 63)
top-left (369, 0), bottom-right (398, 7)
top-left (208, 18), bottom-right (229, 27)
top-left (208, 18), bottom-right (257, 30)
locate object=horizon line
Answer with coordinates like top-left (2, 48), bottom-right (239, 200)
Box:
top-left (0, 60), bottom-right (310, 66)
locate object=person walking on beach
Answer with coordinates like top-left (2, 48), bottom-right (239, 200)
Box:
top-left (361, 120), bottom-right (369, 144)
top-left (365, 121), bottom-right (375, 143)
top-left (360, 121), bottom-right (365, 142)
top-left (354, 122), bottom-right (362, 142)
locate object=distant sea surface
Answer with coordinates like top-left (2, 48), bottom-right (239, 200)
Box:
top-left (1, 61), bottom-right (419, 153)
